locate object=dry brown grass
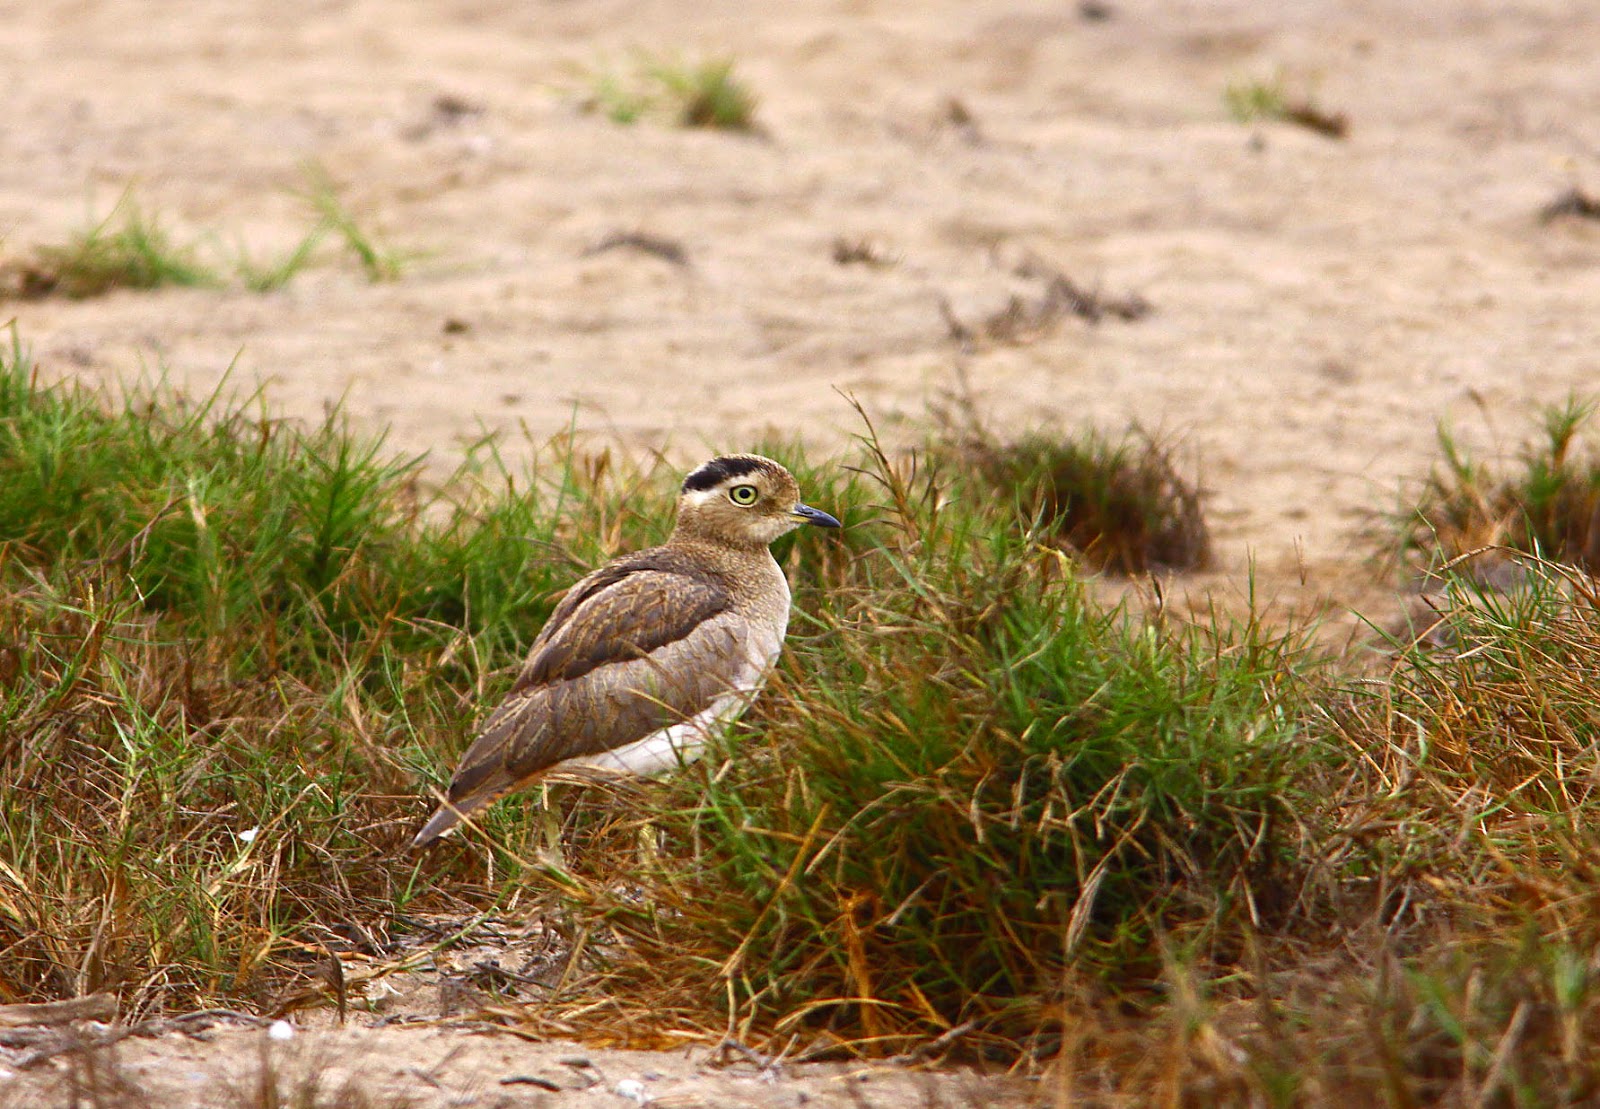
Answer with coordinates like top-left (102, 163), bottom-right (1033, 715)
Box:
top-left (1400, 399), bottom-right (1600, 577)
top-left (933, 418), bottom-right (1210, 575)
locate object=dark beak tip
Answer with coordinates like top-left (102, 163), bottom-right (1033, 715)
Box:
top-left (796, 504), bottom-right (843, 529)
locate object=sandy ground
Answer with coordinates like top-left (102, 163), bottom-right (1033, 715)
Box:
top-left (4, 1022), bottom-right (1039, 1108)
top-left (1, 0), bottom-right (1598, 1101)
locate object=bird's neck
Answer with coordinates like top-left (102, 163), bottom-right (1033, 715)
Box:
top-left (665, 531), bottom-right (785, 595)
top-left (668, 518), bottom-right (776, 555)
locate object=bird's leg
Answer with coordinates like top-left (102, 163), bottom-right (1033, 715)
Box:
top-left (536, 782), bottom-right (569, 872)
top-left (635, 819), bottom-right (662, 869)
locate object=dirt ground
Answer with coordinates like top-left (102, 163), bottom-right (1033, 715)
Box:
top-left (2, 0), bottom-right (1598, 1103)
top-left (4, 1022), bottom-right (1039, 1108)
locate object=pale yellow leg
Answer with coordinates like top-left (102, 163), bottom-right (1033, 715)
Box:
top-left (536, 782), bottom-right (569, 871)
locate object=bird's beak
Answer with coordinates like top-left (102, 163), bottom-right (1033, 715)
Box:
top-left (790, 502), bottom-right (842, 529)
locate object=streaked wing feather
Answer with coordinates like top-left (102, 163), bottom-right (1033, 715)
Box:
top-left (514, 612), bottom-right (751, 772)
top-left (515, 552), bottom-right (730, 687)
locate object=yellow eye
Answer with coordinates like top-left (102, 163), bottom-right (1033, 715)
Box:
top-left (728, 484), bottom-right (758, 506)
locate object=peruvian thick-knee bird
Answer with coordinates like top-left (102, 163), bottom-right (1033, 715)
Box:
top-left (411, 454), bottom-right (840, 848)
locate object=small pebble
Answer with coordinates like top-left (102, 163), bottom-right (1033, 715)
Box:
top-left (614, 1077), bottom-right (648, 1103)
top-left (267, 1020), bottom-right (295, 1041)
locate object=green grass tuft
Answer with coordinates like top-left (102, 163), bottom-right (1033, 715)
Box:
top-left (946, 429), bottom-right (1211, 575)
top-left (651, 56), bottom-right (759, 131)
top-left (1225, 72), bottom-right (1348, 139)
top-left (926, 397), bottom-right (1209, 575)
top-left (233, 226), bottom-right (329, 293)
top-left (1401, 397), bottom-right (1600, 575)
top-left (583, 54), bottom-right (758, 132)
top-left (1, 173), bottom-right (400, 301)
top-left (299, 165), bottom-right (404, 283)
top-left (2, 194), bottom-right (221, 299)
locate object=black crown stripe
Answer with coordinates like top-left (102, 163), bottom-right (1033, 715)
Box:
top-left (681, 456), bottom-right (772, 493)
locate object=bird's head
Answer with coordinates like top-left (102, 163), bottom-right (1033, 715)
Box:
top-left (674, 454), bottom-right (841, 549)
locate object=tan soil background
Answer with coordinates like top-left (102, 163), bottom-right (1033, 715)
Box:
top-left (2, 0), bottom-right (1598, 1104)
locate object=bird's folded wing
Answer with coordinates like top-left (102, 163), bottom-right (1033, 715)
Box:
top-left (440, 563), bottom-right (746, 806)
top-left (515, 558), bottom-right (731, 687)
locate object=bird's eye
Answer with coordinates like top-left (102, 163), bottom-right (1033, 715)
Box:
top-left (728, 484), bottom-right (759, 506)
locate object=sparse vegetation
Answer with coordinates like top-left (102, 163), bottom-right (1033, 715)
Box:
top-left (584, 54), bottom-right (758, 131)
top-left (940, 253), bottom-right (1151, 350)
top-left (0, 196), bottom-right (221, 299)
top-left (1225, 72), bottom-right (1349, 139)
top-left (946, 428), bottom-right (1210, 574)
top-left (0, 171), bottom-right (400, 301)
top-left (2, 332), bottom-right (1600, 1103)
top-left (924, 397), bottom-right (1209, 575)
top-left (1400, 397), bottom-right (1600, 575)
top-left (299, 166), bottom-right (405, 283)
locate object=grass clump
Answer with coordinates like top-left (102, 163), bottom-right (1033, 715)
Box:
top-left (1, 171), bottom-right (401, 301)
top-left (299, 165), bottom-right (404, 284)
top-left (0, 335), bottom-right (415, 645)
top-left (584, 54), bottom-right (758, 131)
top-left (932, 416), bottom-right (1210, 574)
top-left (653, 57), bottom-right (758, 130)
top-left (0, 195), bottom-right (220, 299)
top-left (985, 554), bottom-right (1600, 1102)
top-left (1336, 553), bottom-right (1600, 934)
top-left (1274, 552), bottom-right (1600, 1104)
top-left (1225, 72), bottom-right (1348, 139)
top-left (1401, 397), bottom-right (1600, 575)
